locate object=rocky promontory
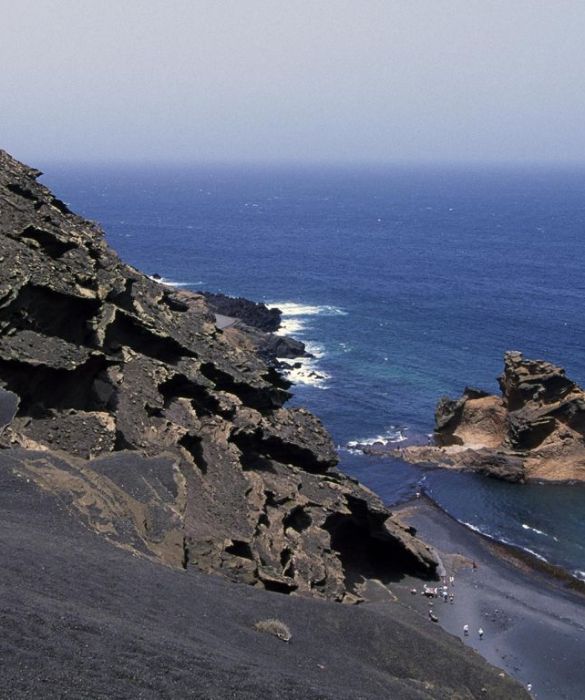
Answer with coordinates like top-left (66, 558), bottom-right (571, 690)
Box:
top-left (393, 352), bottom-right (585, 482)
top-left (0, 149), bottom-right (439, 600)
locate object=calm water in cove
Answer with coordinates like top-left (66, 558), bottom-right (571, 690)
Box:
top-left (41, 163), bottom-right (585, 579)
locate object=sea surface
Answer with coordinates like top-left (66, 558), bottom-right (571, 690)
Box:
top-left (41, 163), bottom-right (585, 580)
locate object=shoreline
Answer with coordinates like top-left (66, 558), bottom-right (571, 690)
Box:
top-left (389, 496), bottom-right (585, 699)
top-left (415, 491), bottom-right (585, 594)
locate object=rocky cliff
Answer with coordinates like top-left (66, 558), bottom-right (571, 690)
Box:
top-left (0, 149), bottom-right (437, 600)
top-left (395, 351), bottom-right (585, 482)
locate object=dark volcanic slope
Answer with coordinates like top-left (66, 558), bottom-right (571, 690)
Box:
top-left (0, 454), bottom-right (527, 699)
top-left (0, 150), bottom-right (436, 600)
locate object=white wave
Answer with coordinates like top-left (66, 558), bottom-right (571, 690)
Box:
top-left (268, 301), bottom-right (343, 385)
top-left (462, 521), bottom-right (485, 535)
top-left (304, 341), bottom-right (326, 359)
top-left (521, 524), bottom-right (547, 537)
top-left (573, 570), bottom-right (585, 582)
top-left (277, 356), bottom-right (330, 389)
top-left (519, 546), bottom-right (548, 563)
top-left (277, 318), bottom-right (306, 336)
top-left (148, 276), bottom-right (201, 288)
top-left (461, 522), bottom-right (505, 543)
top-left (346, 426), bottom-right (408, 449)
top-left (461, 523), bottom-right (550, 563)
top-left (267, 302), bottom-right (347, 317)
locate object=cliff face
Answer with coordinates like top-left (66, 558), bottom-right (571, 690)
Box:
top-left (397, 352), bottom-right (585, 482)
top-left (0, 150), bottom-right (436, 599)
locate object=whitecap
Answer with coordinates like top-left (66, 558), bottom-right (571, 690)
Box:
top-left (277, 356), bottom-right (330, 389)
top-left (267, 301), bottom-right (347, 317)
top-left (148, 275), bottom-right (201, 288)
top-left (461, 523), bottom-right (550, 563)
top-left (277, 318), bottom-right (306, 336)
top-left (462, 521), bottom-right (485, 535)
top-left (573, 570), bottom-right (585, 581)
top-left (518, 546), bottom-right (548, 563)
top-left (268, 300), bottom-right (344, 386)
top-left (521, 524), bottom-right (548, 537)
top-left (346, 426), bottom-right (408, 449)
top-left (304, 341), bottom-right (326, 359)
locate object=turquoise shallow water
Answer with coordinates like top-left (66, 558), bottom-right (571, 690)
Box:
top-left (41, 163), bottom-right (585, 578)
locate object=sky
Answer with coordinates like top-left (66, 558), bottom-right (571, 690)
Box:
top-left (2, 0), bottom-right (585, 165)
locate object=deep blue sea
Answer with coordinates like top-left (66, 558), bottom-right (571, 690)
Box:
top-left (41, 163), bottom-right (585, 580)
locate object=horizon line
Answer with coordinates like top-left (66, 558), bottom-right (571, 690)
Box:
top-left (32, 156), bottom-right (585, 171)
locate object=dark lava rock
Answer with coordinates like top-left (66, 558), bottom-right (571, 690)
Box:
top-left (200, 291), bottom-right (282, 332)
top-left (0, 149), bottom-right (437, 600)
top-left (259, 333), bottom-right (307, 360)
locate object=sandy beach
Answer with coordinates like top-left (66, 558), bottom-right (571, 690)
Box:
top-left (389, 498), bottom-right (585, 700)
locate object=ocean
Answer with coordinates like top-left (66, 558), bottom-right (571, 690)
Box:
top-left (41, 163), bottom-right (585, 581)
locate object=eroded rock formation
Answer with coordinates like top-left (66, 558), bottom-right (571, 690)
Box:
top-left (0, 150), bottom-right (437, 600)
top-left (395, 351), bottom-right (585, 482)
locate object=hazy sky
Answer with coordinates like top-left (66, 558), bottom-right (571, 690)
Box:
top-left (2, 1), bottom-right (585, 165)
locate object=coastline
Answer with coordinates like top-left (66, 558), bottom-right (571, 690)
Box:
top-left (390, 496), bottom-right (585, 700)
top-left (418, 492), bottom-right (585, 594)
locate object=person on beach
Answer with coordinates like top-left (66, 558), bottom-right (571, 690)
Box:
top-left (463, 624), bottom-right (469, 636)
top-left (478, 627), bottom-right (484, 640)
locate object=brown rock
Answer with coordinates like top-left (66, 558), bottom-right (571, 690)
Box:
top-left (400, 351), bottom-right (585, 482)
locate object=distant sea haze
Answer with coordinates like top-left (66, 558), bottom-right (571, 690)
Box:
top-left (42, 162), bottom-right (585, 579)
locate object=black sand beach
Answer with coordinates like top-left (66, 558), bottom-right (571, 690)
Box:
top-left (0, 460), bottom-right (529, 699)
top-left (392, 498), bottom-right (585, 700)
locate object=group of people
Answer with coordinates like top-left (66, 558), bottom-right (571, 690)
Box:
top-left (411, 574), bottom-right (486, 640)
top-left (419, 581), bottom-right (455, 604)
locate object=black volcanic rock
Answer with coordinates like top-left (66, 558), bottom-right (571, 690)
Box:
top-left (200, 291), bottom-right (282, 332)
top-left (0, 150), bottom-right (437, 599)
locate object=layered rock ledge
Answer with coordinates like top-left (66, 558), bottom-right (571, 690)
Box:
top-left (387, 352), bottom-right (585, 482)
top-left (0, 149), bottom-right (437, 600)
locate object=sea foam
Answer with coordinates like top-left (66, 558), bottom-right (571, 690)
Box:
top-left (268, 302), bottom-right (347, 318)
top-left (269, 301), bottom-right (345, 388)
top-left (346, 426), bottom-right (408, 450)
top-left (277, 355), bottom-right (330, 388)
top-left (148, 275), bottom-right (202, 288)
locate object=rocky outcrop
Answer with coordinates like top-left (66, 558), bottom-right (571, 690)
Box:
top-left (198, 291), bottom-right (282, 332)
top-left (0, 150), bottom-right (437, 600)
top-left (189, 290), bottom-right (309, 367)
top-left (395, 352), bottom-right (585, 482)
